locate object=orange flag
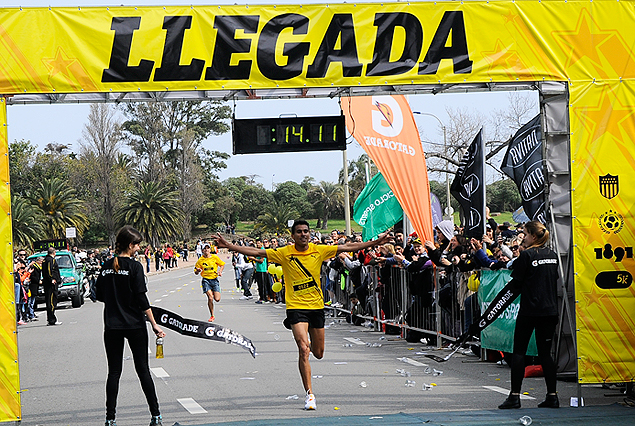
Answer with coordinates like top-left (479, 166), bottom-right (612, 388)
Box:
top-left (342, 95), bottom-right (433, 242)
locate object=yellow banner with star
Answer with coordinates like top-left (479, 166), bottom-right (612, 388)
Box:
top-left (0, 2), bottom-right (633, 406)
top-left (0, 2), bottom-right (632, 93)
top-left (0, 98), bottom-right (21, 423)
top-left (570, 81), bottom-right (635, 384)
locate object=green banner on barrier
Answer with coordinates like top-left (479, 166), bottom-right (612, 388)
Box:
top-left (478, 270), bottom-right (537, 356)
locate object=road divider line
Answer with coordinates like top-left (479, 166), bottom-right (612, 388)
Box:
top-left (398, 357), bottom-right (428, 367)
top-left (483, 386), bottom-right (535, 400)
top-left (344, 337), bottom-right (366, 345)
top-left (177, 398), bottom-right (208, 414)
top-left (150, 367), bottom-right (169, 378)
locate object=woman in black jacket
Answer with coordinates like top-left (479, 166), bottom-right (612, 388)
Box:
top-left (96, 226), bottom-right (165, 426)
top-left (498, 220), bottom-right (560, 410)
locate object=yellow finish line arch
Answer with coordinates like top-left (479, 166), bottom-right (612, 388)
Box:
top-left (1, 1), bottom-right (634, 422)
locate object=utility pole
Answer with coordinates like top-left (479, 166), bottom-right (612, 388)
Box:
top-left (343, 148), bottom-right (352, 236)
top-left (413, 111), bottom-right (453, 220)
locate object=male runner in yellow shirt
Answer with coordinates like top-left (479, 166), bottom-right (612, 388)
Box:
top-left (212, 220), bottom-right (391, 410)
top-left (194, 243), bottom-right (225, 322)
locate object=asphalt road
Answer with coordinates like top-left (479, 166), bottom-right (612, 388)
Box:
top-left (16, 254), bottom-right (628, 426)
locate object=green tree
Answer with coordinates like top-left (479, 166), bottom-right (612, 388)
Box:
top-left (8, 139), bottom-right (37, 197)
top-left (300, 176), bottom-right (316, 192)
top-left (77, 103), bottom-right (125, 245)
top-left (254, 200), bottom-right (298, 235)
top-left (273, 181), bottom-right (313, 218)
top-left (28, 144), bottom-right (75, 185)
top-left (309, 181), bottom-right (344, 230)
top-left (486, 179), bottom-right (522, 212)
top-left (11, 195), bottom-right (44, 249)
top-left (241, 184), bottom-right (274, 221)
top-left (429, 180), bottom-right (459, 213)
top-left (114, 181), bottom-right (183, 246)
top-left (29, 177), bottom-right (88, 240)
top-left (212, 195), bottom-right (242, 226)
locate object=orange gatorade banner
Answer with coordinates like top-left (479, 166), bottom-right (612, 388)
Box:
top-left (0, 98), bottom-right (20, 423)
top-left (343, 95), bottom-right (433, 242)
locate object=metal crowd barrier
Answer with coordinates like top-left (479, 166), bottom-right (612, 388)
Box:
top-left (323, 263), bottom-right (481, 348)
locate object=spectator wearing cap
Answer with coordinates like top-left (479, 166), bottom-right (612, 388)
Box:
top-left (194, 243), bottom-right (225, 322)
top-left (499, 221), bottom-right (516, 240)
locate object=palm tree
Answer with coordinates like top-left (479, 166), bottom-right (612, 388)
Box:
top-left (30, 177), bottom-right (89, 239)
top-left (115, 181), bottom-right (183, 246)
top-left (11, 195), bottom-right (45, 249)
top-left (254, 200), bottom-right (298, 235)
top-left (309, 181), bottom-right (344, 230)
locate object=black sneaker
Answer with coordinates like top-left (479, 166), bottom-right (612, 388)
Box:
top-left (149, 415), bottom-right (162, 426)
top-left (498, 394), bottom-right (521, 409)
top-left (538, 394), bottom-right (559, 408)
top-left (283, 318), bottom-right (291, 330)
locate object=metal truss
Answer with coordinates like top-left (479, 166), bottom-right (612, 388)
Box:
top-left (4, 81), bottom-right (540, 105)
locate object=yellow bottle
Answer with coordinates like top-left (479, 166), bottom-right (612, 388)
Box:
top-left (156, 337), bottom-right (164, 359)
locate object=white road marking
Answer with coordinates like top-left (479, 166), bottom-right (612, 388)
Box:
top-left (150, 367), bottom-right (169, 378)
top-left (483, 386), bottom-right (536, 400)
top-left (154, 299), bottom-right (162, 302)
top-left (177, 398), bottom-right (208, 414)
top-left (398, 357), bottom-right (428, 367)
top-left (162, 294), bottom-right (169, 297)
top-left (344, 337), bottom-right (366, 345)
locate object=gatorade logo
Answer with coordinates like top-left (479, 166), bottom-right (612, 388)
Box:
top-left (371, 96), bottom-right (404, 137)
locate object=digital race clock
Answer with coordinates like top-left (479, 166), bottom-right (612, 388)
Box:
top-left (232, 115), bottom-right (346, 155)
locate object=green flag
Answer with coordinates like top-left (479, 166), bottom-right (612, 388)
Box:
top-left (353, 173), bottom-right (403, 241)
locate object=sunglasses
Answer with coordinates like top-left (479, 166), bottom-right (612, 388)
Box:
top-left (512, 246), bottom-right (520, 250)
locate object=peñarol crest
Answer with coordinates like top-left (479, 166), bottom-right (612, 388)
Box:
top-left (599, 174), bottom-right (619, 200)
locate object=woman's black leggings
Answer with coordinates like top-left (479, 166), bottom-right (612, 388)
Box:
top-left (104, 328), bottom-right (160, 420)
top-left (511, 315), bottom-right (558, 394)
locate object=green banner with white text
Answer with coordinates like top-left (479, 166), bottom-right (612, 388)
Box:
top-left (478, 270), bottom-right (537, 356)
top-left (353, 173), bottom-right (403, 241)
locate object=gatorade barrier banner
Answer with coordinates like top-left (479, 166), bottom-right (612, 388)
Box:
top-left (352, 172), bottom-right (403, 241)
top-left (151, 306), bottom-right (256, 358)
top-left (0, 98), bottom-right (20, 423)
top-left (477, 270), bottom-right (537, 356)
top-left (343, 95), bottom-right (433, 242)
top-left (569, 81), bottom-right (635, 384)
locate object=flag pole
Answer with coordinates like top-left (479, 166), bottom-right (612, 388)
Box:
top-left (343, 147), bottom-right (352, 236)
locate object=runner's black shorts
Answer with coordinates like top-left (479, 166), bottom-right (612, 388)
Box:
top-left (286, 309), bottom-right (325, 329)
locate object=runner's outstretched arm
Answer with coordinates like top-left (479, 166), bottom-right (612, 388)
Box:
top-left (336, 232), bottom-right (393, 254)
top-left (211, 233), bottom-right (266, 258)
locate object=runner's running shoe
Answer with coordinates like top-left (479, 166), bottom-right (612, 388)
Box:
top-left (304, 392), bottom-right (316, 410)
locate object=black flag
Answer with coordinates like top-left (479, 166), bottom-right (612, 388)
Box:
top-left (501, 115), bottom-right (546, 223)
top-left (451, 129), bottom-right (486, 239)
top-left (150, 306), bottom-right (257, 358)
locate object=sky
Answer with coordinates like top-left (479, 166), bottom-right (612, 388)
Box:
top-left (4, 0), bottom-right (539, 189)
